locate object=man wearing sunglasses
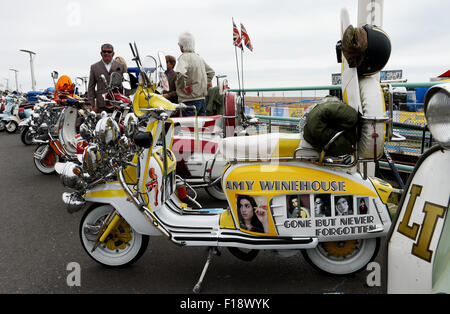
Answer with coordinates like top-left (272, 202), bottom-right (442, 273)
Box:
top-left (88, 43), bottom-right (127, 113)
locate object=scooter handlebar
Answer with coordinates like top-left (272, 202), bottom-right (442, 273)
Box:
top-left (176, 103), bottom-right (197, 111)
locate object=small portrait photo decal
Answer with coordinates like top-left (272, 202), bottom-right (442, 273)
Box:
top-left (237, 195), bottom-right (269, 234)
top-left (313, 194), bottom-right (332, 217)
top-left (357, 197), bottom-right (369, 215)
top-left (286, 194), bottom-right (310, 219)
top-left (334, 195), bottom-right (353, 216)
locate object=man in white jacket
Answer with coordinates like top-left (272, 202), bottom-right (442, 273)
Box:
top-left (175, 32), bottom-right (215, 116)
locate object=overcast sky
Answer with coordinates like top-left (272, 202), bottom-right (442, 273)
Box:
top-left (1, 0), bottom-right (449, 93)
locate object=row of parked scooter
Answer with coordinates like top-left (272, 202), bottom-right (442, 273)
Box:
top-left (0, 91), bottom-right (35, 134)
top-left (4, 58), bottom-right (231, 200)
top-left (3, 2), bottom-right (448, 294)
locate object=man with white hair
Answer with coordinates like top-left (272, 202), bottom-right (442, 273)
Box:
top-left (175, 32), bottom-right (215, 116)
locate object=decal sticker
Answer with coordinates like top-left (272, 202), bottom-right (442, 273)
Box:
top-left (397, 184), bottom-right (447, 262)
top-left (236, 195), bottom-right (269, 234)
top-left (286, 194), bottom-right (310, 219)
top-left (279, 193), bottom-right (377, 237)
top-left (314, 194), bottom-right (332, 217)
top-left (226, 180), bottom-right (347, 192)
top-left (145, 168), bottom-right (159, 206)
top-left (357, 197), bottom-right (370, 215)
top-left (334, 195), bottom-right (353, 216)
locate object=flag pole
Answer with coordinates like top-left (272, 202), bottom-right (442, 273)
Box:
top-left (240, 45), bottom-right (245, 108)
top-left (234, 46), bottom-right (242, 97)
top-left (233, 18), bottom-right (242, 97)
top-left (239, 22), bottom-right (253, 118)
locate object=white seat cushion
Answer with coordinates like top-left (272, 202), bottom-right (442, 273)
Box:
top-left (218, 133), bottom-right (319, 161)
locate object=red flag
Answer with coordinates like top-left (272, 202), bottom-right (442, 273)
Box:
top-left (232, 19), bottom-right (242, 49)
top-left (240, 23), bottom-right (253, 52)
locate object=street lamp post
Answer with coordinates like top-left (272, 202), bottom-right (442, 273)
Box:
top-left (2, 78), bottom-right (9, 91)
top-left (76, 76), bottom-right (88, 95)
top-left (9, 69), bottom-right (19, 92)
top-left (20, 49), bottom-right (36, 91)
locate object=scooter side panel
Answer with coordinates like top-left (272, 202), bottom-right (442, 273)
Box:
top-left (222, 162), bottom-right (391, 242)
top-left (387, 147), bottom-right (450, 294)
top-left (2, 116), bottom-right (20, 123)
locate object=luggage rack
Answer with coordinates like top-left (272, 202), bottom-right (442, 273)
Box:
top-left (293, 114), bottom-right (390, 168)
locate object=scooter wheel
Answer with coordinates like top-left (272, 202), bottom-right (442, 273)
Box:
top-left (21, 127), bottom-right (33, 145)
top-left (5, 121), bottom-right (18, 133)
top-left (33, 144), bottom-right (57, 175)
top-left (301, 237), bottom-right (379, 276)
top-left (205, 182), bottom-right (226, 201)
top-left (0, 121), bottom-right (5, 132)
top-left (80, 204), bottom-right (149, 268)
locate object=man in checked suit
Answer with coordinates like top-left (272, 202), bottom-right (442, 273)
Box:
top-left (88, 43), bottom-right (127, 113)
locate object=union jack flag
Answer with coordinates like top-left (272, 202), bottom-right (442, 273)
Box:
top-left (240, 23), bottom-right (253, 52)
top-left (232, 19), bottom-right (242, 49)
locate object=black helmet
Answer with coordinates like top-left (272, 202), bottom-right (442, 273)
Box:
top-left (357, 24), bottom-right (391, 76)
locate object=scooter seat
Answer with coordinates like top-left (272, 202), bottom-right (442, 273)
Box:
top-left (171, 115), bottom-right (223, 134)
top-left (218, 132), bottom-right (319, 161)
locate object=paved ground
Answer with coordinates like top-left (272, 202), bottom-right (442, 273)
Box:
top-left (0, 132), bottom-right (386, 295)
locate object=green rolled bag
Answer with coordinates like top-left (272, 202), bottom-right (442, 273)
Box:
top-left (302, 99), bottom-right (359, 157)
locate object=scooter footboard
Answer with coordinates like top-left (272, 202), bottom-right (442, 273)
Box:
top-left (162, 195), bottom-right (320, 249)
top-left (216, 230), bottom-right (319, 250)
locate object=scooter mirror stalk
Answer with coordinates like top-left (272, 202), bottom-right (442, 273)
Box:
top-left (158, 51), bottom-right (167, 72)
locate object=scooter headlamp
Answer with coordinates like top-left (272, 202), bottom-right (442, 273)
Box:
top-left (95, 116), bottom-right (120, 146)
top-left (32, 112), bottom-right (41, 122)
top-left (59, 162), bottom-right (85, 190)
top-left (40, 123), bottom-right (49, 132)
top-left (123, 113), bottom-right (138, 138)
top-left (424, 83), bottom-right (450, 150)
top-left (83, 144), bottom-right (102, 176)
top-left (79, 123), bottom-right (92, 141)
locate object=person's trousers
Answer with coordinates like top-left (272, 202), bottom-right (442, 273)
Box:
top-left (181, 99), bottom-right (206, 116)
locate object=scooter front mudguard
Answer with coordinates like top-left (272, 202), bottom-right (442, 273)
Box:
top-left (83, 181), bottom-right (161, 236)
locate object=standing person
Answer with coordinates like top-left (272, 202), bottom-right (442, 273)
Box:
top-left (162, 55), bottom-right (178, 104)
top-left (88, 43), bottom-right (127, 113)
top-left (175, 32), bottom-right (215, 116)
top-left (114, 56), bottom-right (127, 69)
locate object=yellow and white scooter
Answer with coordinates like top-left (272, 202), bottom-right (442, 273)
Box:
top-left (64, 5), bottom-right (395, 292)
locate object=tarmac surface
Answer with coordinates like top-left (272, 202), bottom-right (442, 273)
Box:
top-left (0, 132), bottom-right (386, 295)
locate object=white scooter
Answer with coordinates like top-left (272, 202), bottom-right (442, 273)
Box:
top-left (19, 95), bottom-right (62, 145)
top-left (33, 74), bottom-right (87, 174)
top-left (0, 94), bottom-right (32, 133)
